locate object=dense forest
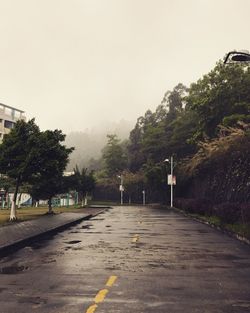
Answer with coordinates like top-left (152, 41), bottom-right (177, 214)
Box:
top-left (91, 60), bottom-right (250, 209)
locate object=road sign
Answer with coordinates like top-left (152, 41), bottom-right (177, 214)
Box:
top-left (168, 175), bottom-right (176, 185)
top-left (119, 185), bottom-right (124, 192)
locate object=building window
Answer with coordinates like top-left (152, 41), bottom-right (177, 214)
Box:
top-left (4, 120), bottom-right (15, 129)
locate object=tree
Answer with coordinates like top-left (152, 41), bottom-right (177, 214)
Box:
top-left (127, 83), bottom-right (190, 171)
top-left (29, 129), bottom-right (74, 213)
top-left (128, 120), bottom-right (146, 172)
top-left (0, 175), bottom-right (14, 208)
top-left (74, 167), bottom-right (96, 206)
top-left (122, 170), bottom-right (145, 204)
top-left (102, 134), bottom-right (127, 177)
top-left (186, 61), bottom-right (250, 141)
top-left (0, 119), bottom-right (41, 220)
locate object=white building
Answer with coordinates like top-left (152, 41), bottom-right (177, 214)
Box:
top-left (0, 103), bottom-right (26, 141)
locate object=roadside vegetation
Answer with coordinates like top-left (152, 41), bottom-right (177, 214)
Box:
top-left (0, 205), bottom-right (85, 226)
top-left (87, 59), bottom-right (250, 239)
top-left (174, 199), bottom-right (250, 240)
top-left (0, 119), bottom-right (96, 222)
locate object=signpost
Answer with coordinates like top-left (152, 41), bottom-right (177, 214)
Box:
top-left (168, 175), bottom-right (176, 185)
top-left (164, 156), bottom-right (176, 208)
top-left (118, 175), bottom-right (124, 205)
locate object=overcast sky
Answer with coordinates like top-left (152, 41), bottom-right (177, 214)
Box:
top-left (0, 0), bottom-right (249, 133)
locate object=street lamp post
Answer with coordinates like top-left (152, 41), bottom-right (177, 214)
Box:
top-left (142, 190), bottom-right (146, 205)
top-left (164, 156), bottom-right (174, 208)
top-left (118, 175), bottom-right (124, 205)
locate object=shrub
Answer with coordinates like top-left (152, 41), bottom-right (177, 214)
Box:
top-left (213, 202), bottom-right (241, 224)
top-left (174, 198), bottom-right (213, 215)
top-left (240, 203), bottom-right (250, 224)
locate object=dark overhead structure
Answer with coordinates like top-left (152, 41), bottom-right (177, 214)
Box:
top-left (224, 50), bottom-right (250, 64)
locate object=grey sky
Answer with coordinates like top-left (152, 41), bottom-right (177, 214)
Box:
top-left (0, 0), bottom-right (249, 133)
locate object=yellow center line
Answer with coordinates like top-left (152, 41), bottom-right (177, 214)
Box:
top-left (86, 304), bottom-right (98, 313)
top-left (94, 288), bottom-right (109, 303)
top-left (85, 276), bottom-right (118, 313)
top-left (106, 275), bottom-right (117, 287)
top-left (132, 234), bottom-right (140, 243)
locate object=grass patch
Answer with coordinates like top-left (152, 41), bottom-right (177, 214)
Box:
top-left (193, 214), bottom-right (221, 227)
top-left (0, 205), bottom-right (85, 226)
top-left (89, 200), bottom-right (124, 206)
top-left (225, 223), bottom-right (250, 240)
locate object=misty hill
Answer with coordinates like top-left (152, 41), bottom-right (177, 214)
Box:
top-left (65, 119), bottom-right (134, 171)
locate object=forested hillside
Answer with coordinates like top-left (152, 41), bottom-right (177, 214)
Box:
top-left (94, 60), bottom-right (250, 207)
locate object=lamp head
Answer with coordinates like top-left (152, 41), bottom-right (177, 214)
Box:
top-left (231, 54), bottom-right (250, 62)
top-left (224, 50), bottom-right (250, 64)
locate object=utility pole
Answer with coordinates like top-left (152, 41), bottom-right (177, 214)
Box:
top-left (170, 156), bottom-right (173, 208)
top-left (164, 156), bottom-right (175, 208)
top-left (118, 175), bottom-right (124, 205)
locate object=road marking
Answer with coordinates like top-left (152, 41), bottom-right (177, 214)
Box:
top-left (94, 289), bottom-right (109, 303)
top-left (106, 275), bottom-right (117, 287)
top-left (86, 304), bottom-right (98, 313)
top-left (132, 234), bottom-right (140, 243)
top-left (85, 276), bottom-right (118, 313)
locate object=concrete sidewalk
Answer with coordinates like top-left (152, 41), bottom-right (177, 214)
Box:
top-left (0, 207), bottom-right (107, 257)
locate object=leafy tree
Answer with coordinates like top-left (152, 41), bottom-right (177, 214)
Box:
top-left (0, 119), bottom-right (41, 220)
top-left (29, 129), bottom-right (74, 213)
top-left (128, 83), bottom-right (190, 168)
top-left (128, 120), bottom-right (146, 172)
top-left (102, 134), bottom-right (127, 176)
top-left (142, 161), bottom-right (168, 203)
top-left (186, 61), bottom-right (250, 141)
top-left (74, 167), bottom-right (96, 206)
top-left (122, 170), bottom-right (145, 204)
top-left (161, 83), bottom-right (188, 121)
top-left (165, 110), bottom-right (198, 157)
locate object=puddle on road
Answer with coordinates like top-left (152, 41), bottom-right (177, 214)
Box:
top-left (0, 265), bottom-right (29, 274)
top-left (65, 240), bottom-right (82, 244)
top-left (91, 218), bottom-right (105, 221)
top-left (81, 225), bottom-right (92, 229)
top-left (83, 231), bottom-right (103, 234)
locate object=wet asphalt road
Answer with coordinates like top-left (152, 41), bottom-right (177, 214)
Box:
top-left (0, 206), bottom-right (250, 313)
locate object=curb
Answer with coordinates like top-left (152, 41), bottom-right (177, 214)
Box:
top-left (0, 209), bottom-right (107, 257)
top-left (172, 207), bottom-right (250, 246)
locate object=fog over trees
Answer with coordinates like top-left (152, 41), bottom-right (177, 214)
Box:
top-left (65, 119), bottom-right (134, 171)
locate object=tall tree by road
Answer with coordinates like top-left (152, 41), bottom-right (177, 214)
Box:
top-left (0, 119), bottom-right (40, 220)
top-left (74, 167), bottom-right (96, 206)
top-left (102, 134), bottom-right (127, 177)
top-left (29, 129), bottom-right (74, 213)
top-left (186, 61), bottom-right (250, 141)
